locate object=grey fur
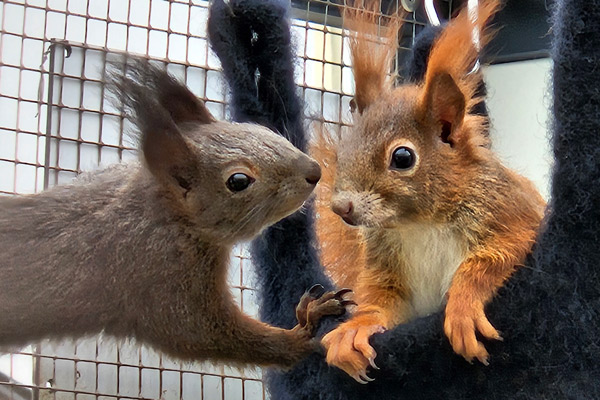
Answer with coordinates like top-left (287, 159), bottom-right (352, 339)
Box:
top-left (0, 60), bottom-right (337, 368)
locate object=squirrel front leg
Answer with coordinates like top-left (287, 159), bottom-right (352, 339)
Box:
top-left (444, 230), bottom-right (538, 365)
top-left (322, 265), bottom-right (411, 383)
top-left (211, 286), bottom-right (351, 368)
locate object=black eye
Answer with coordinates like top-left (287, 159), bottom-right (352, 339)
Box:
top-left (390, 147), bottom-right (416, 170)
top-left (226, 173), bottom-right (255, 192)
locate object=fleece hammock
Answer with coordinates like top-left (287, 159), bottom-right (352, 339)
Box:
top-left (208, 0), bottom-right (600, 398)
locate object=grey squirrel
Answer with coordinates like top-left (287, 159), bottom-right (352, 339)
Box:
top-left (0, 59), bottom-right (350, 368)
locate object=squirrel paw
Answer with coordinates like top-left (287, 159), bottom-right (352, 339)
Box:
top-left (444, 299), bottom-right (503, 365)
top-left (322, 322), bottom-right (384, 384)
top-left (295, 285), bottom-right (355, 336)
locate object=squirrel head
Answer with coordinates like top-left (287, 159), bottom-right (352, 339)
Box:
top-left (329, 0), bottom-right (499, 229)
top-left (109, 60), bottom-right (321, 243)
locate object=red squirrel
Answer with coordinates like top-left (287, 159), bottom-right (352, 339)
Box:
top-left (313, 0), bottom-right (546, 382)
top-left (0, 59), bottom-right (351, 368)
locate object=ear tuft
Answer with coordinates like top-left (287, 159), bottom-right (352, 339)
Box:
top-left (106, 58), bottom-right (204, 182)
top-left (107, 59), bottom-right (215, 127)
top-left (343, 1), bottom-right (403, 113)
top-left (420, 0), bottom-right (501, 144)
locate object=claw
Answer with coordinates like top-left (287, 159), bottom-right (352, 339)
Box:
top-left (368, 356), bottom-right (379, 370)
top-left (308, 284), bottom-right (326, 297)
top-left (352, 374), bottom-right (369, 384)
top-left (334, 288), bottom-right (353, 298)
top-left (341, 299), bottom-right (358, 307)
top-left (361, 374), bottom-right (375, 382)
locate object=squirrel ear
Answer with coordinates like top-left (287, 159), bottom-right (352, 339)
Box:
top-left (344, 1), bottom-right (401, 114)
top-left (415, 0), bottom-right (500, 145)
top-left (141, 123), bottom-right (193, 184)
top-left (349, 98), bottom-right (357, 114)
top-left (137, 64), bottom-right (205, 189)
top-left (152, 72), bottom-right (216, 126)
top-left (108, 59), bottom-right (207, 187)
top-left (421, 72), bottom-right (466, 146)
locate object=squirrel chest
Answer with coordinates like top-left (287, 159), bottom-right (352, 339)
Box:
top-left (367, 223), bottom-right (468, 319)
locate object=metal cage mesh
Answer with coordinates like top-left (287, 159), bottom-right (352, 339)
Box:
top-left (0, 0), bottom-right (432, 398)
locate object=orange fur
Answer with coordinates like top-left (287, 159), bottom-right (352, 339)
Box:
top-left (444, 171), bottom-right (544, 363)
top-left (312, 126), bottom-right (365, 289)
top-left (316, 0), bottom-right (546, 383)
top-left (343, 0), bottom-right (403, 112)
top-left (313, 0), bottom-right (402, 289)
top-left (422, 0), bottom-right (500, 113)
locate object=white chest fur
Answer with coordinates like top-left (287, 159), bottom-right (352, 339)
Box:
top-left (387, 224), bottom-right (468, 318)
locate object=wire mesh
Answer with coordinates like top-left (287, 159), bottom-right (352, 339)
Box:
top-left (0, 0), bottom-right (430, 398)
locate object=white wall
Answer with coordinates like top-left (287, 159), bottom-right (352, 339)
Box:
top-left (484, 58), bottom-right (554, 200)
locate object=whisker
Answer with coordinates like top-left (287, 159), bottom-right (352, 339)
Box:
top-left (230, 194), bottom-right (274, 237)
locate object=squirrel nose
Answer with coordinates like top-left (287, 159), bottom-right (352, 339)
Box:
top-left (305, 161), bottom-right (322, 185)
top-left (332, 200), bottom-right (355, 225)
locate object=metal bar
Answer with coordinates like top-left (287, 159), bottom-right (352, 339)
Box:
top-left (42, 43), bottom-right (57, 190)
top-left (32, 345), bottom-right (41, 400)
top-left (0, 381), bottom-right (155, 400)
